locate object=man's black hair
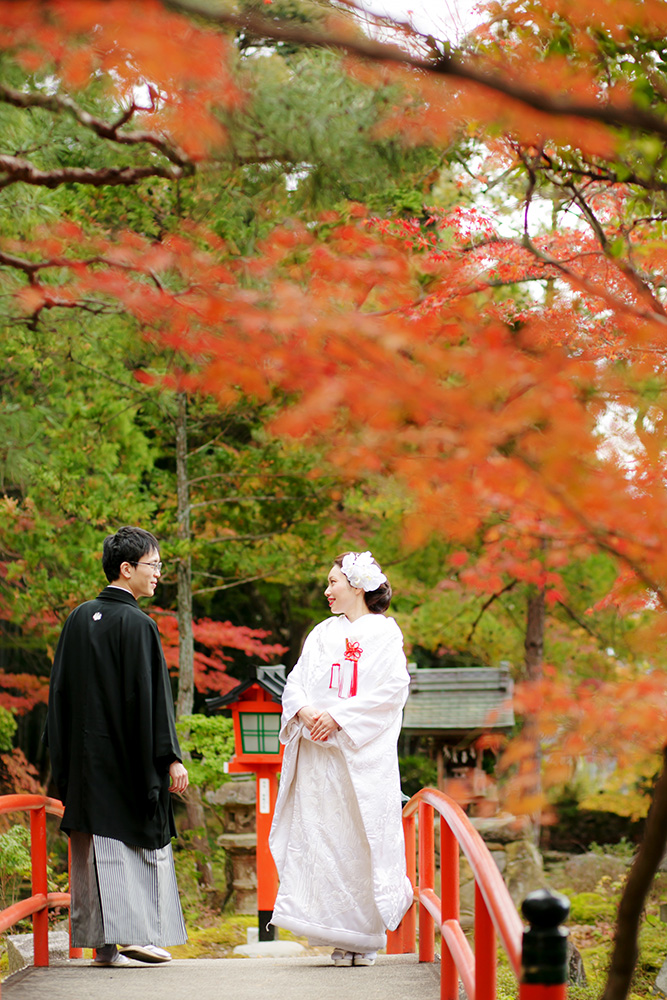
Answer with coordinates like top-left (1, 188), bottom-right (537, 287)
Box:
top-left (102, 526), bottom-right (160, 583)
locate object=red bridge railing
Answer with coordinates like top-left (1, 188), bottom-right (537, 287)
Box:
top-left (387, 787), bottom-right (569, 1000)
top-left (0, 793), bottom-right (79, 994)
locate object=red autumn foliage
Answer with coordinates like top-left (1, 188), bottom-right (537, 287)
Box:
top-left (0, 0), bottom-right (242, 159)
top-left (0, 673), bottom-right (49, 715)
top-left (1, 0), bottom-right (667, 823)
top-left (0, 749), bottom-right (42, 796)
top-left (151, 608), bottom-right (287, 696)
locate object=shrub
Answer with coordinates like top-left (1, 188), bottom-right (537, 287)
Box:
top-left (0, 708), bottom-right (15, 753)
top-left (176, 715), bottom-right (234, 792)
top-left (399, 754), bottom-right (438, 798)
top-left (0, 825), bottom-right (32, 907)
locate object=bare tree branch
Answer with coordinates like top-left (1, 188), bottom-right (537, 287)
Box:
top-left (190, 494), bottom-right (320, 510)
top-left (466, 579), bottom-right (517, 643)
top-left (163, 0), bottom-right (667, 141)
top-left (192, 571), bottom-right (275, 595)
top-left (556, 600), bottom-right (600, 639)
top-left (456, 232), bottom-right (667, 328)
top-left (201, 529), bottom-right (300, 544)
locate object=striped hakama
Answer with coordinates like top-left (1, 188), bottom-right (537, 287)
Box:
top-left (70, 832), bottom-right (187, 948)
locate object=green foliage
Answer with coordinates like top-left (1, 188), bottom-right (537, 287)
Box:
top-left (0, 824), bottom-right (32, 907)
top-left (566, 977), bottom-right (607, 1000)
top-left (172, 830), bottom-right (230, 923)
top-left (229, 46), bottom-right (439, 213)
top-left (569, 891), bottom-right (617, 924)
top-left (497, 932), bottom-right (605, 1000)
top-left (399, 754), bottom-right (438, 798)
top-left (494, 962), bottom-right (518, 1000)
top-left (634, 921), bottom-right (667, 991)
top-left (391, 543), bottom-right (645, 712)
top-left (0, 709), bottom-right (16, 754)
top-left (537, 842), bottom-right (667, 999)
top-left (176, 715), bottom-right (235, 790)
top-left (589, 839), bottom-right (636, 863)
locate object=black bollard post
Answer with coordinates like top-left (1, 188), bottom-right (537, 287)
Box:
top-left (519, 888), bottom-right (570, 1000)
top-left (259, 910), bottom-right (277, 942)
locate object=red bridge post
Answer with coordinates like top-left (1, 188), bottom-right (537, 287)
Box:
top-left (29, 805), bottom-right (49, 967)
top-left (441, 815), bottom-right (460, 1000)
top-left (418, 801), bottom-right (435, 962)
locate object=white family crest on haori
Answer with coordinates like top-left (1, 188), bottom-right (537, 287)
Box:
top-left (340, 551), bottom-right (387, 592)
top-left (269, 613), bottom-right (413, 953)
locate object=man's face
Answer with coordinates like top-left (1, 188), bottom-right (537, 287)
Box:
top-left (124, 547), bottom-right (162, 600)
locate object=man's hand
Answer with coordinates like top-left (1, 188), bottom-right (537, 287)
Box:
top-left (169, 760), bottom-right (189, 794)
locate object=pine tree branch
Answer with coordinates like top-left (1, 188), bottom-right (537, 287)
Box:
top-left (0, 154), bottom-right (189, 189)
top-left (0, 84), bottom-right (191, 169)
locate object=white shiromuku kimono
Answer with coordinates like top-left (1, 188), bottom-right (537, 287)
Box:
top-left (269, 612), bottom-right (413, 953)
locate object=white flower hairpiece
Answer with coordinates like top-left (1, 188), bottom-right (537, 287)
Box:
top-left (341, 551), bottom-right (387, 592)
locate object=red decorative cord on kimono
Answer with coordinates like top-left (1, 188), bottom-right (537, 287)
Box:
top-left (329, 639), bottom-right (363, 699)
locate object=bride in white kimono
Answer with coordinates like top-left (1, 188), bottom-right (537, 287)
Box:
top-left (269, 551), bottom-right (413, 967)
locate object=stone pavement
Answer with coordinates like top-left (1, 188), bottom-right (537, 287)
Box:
top-left (2, 954), bottom-right (441, 1000)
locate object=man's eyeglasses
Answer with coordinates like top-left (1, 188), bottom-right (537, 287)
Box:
top-left (131, 560), bottom-right (163, 572)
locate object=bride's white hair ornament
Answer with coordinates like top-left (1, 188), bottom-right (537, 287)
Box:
top-left (340, 551), bottom-right (387, 592)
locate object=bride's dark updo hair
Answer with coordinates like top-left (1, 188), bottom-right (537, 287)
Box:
top-left (334, 552), bottom-right (392, 614)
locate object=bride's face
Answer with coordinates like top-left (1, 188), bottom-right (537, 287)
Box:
top-left (324, 564), bottom-right (359, 617)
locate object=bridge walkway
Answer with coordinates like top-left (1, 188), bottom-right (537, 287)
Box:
top-left (2, 954), bottom-right (441, 1000)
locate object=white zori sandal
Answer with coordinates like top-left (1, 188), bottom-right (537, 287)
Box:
top-left (331, 949), bottom-right (354, 966)
top-left (354, 951), bottom-right (377, 966)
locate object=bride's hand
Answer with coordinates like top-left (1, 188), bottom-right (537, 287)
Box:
top-left (309, 711), bottom-right (339, 742)
top-left (297, 706), bottom-right (318, 728)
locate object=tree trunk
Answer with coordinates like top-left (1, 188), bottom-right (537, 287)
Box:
top-left (602, 747), bottom-right (667, 1000)
top-left (175, 391), bottom-right (194, 720)
top-left (524, 587), bottom-right (545, 682)
top-left (172, 392), bottom-right (214, 887)
top-left (523, 585), bottom-right (545, 845)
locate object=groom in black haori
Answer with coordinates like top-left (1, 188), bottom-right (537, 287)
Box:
top-left (46, 526), bottom-right (188, 967)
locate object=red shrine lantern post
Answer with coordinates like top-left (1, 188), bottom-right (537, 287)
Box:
top-left (207, 667), bottom-right (285, 941)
